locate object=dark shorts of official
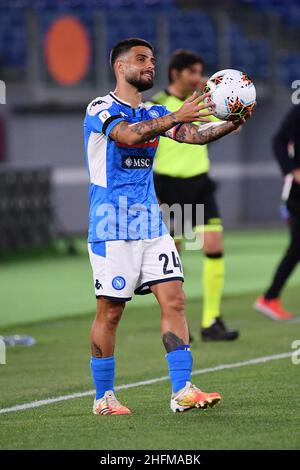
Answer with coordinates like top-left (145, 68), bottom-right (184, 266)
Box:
top-left (154, 172), bottom-right (222, 236)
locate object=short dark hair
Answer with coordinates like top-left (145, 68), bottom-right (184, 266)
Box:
top-left (168, 49), bottom-right (204, 83)
top-left (110, 38), bottom-right (154, 68)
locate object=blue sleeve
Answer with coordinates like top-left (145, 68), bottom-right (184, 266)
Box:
top-left (85, 98), bottom-right (125, 136)
top-left (160, 105), bottom-right (172, 117)
top-left (151, 104), bottom-right (171, 118)
top-left (149, 104), bottom-right (181, 139)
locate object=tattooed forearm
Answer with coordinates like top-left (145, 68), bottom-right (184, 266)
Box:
top-left (163, 331), bottom-right (185, 353)
top-left (110, 112), bottom-right (179, 145)
top-left (91, 342), bottom-right (103, 358)
top-left (176, 121), bottom-right (237, 145)
top-left (130, 113), bottom-right (178, 139)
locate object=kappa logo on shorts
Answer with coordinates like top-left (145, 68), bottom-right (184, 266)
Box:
top-left (95, 279), bottom-right (103, 290)
top-left (112, 276), bottom-right (126, 290)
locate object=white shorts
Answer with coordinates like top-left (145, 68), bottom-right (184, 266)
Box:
top-left (88, 234), bottom-right (184, 301)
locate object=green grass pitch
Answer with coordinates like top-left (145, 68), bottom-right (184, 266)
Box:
top-left (0, 230), bottom-right (299, 449)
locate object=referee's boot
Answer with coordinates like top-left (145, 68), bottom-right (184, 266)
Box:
top-left (201, 317), bottom-right (239, 341)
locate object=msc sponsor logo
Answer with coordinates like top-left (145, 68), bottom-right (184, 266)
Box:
top-left (122, 155), bottom-right (153, 169)
top-left (112, 276), bottom-right (126, 290)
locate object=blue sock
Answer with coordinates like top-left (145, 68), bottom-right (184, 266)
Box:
top-left (90, 356), bottom-right (115, 400)
top-left (166, 346), bottom-right (193, 393)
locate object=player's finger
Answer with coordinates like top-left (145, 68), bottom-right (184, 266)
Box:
top-left (229, 114), bottom-right (243, 124)
top-left (198, 111), bottom-right (215, 117)
top-left (198, 100), bottom-right (214, 110)
top-left (193, 91), bottom-right (211, 103)
top-left (244, 110), bottom-right (253, 120)
top-left (197, 117), bottom-right (212, 123)
top-left (190, 113), bottom-right (213, 123)
top-left (236, 117), bottom-right (246, 125)
top-left (185, 91), bottom-right (198, 103)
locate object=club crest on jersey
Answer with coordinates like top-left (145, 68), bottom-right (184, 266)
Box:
top-left (122, 156), bottom-right (152, 169)
top-left (148, 109), bottom-right (160, 118)
top-left (112, 276), bottom-right (126, 290)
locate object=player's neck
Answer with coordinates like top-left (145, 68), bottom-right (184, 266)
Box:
top-left (113, 84), bottom-right (142, 108)
top-left (168, 84), bottom-right (188, 101)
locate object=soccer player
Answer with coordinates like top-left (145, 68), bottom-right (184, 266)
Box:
top-left (254, 105), bottom-right (300, 320)
top-left (84, 38), bottom-right (251, 415)
top-left (151, 50), bottom-right (238, 341)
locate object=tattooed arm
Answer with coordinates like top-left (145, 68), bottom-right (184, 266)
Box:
top-left (173, 121), bottom-right (239, 145)
top-left (110, 113), bottom-right (180, 145)
top-left (173, 107), bottom-right (255, 145)
top-left (109, 91), bottom-right (213, 145)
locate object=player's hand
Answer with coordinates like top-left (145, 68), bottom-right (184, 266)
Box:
top-left (230, 102), bottom-right (256, 128)
top-left (292, 168), bottom-right (300, 185)
top-left (197, 77), bottom-right (210, 93)
top-left (174, 91), bottom-right (215, 123)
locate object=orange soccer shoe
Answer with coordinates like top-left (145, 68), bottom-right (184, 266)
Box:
top-left (170, 381), bottom-right (222, 413)
top-left (93, 390), bottom-right (131, 416)
top-left (254, 296), bottom-right (294, 321)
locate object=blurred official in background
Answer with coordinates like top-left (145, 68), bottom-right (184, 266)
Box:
top-left (255, 105), bottom-right (300, 320)
top-left (151, 50), bottom-right (239, 341)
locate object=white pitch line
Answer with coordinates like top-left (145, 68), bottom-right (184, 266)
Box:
top-left (289, 317), bottom-right (300, 324)
top-left (0, 352), bottom-right (293, 415)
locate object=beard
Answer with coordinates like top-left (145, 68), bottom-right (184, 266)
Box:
top-left (126, 72), bottom-right (154, 92)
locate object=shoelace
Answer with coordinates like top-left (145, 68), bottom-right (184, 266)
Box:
top-left (177, 383), bottom-right (200, 397)
top-left (190, 383), bottom-right (202, 392)
top-left (105, 392), bottom-right (121, 408)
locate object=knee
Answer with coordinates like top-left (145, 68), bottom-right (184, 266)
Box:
top-left (203, 231), bottom-right (223, 255)
top-left (107, 305), bottom-right (123, 326)
top-left (100, 302), bottom-right (124, 328)
top-left (164, 290), bottom-right (185, 316)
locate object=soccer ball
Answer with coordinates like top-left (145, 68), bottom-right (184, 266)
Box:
top-left (204, 69), bottom-right (256, 121)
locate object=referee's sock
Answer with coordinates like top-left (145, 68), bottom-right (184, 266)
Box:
top-left (90, 356), bottom-right (115, 400)
top-left (202, 253), bottom-right (225, 328)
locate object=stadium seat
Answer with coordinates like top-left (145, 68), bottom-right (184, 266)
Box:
top-left (230, 23), bottom-right (271, 78)
top-left (0, 0), bottom-right (299, 87)
top-left (168, 11), bottom-right (218, 71)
